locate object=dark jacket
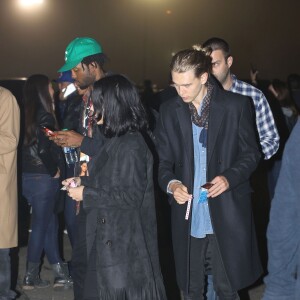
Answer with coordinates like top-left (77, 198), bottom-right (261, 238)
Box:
top-left (22, 109), bottom-right (63, 177)
top-left (58, 93), bottom-right (82, 131)
top-left (263, 120), bottom-right (300, 300)
top-left (80, 131), bottom-right (167, 299)
top-left (154, 81), bottom-right (263, 292)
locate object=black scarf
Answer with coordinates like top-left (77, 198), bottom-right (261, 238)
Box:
top-left (188, 82), bottom-right (213, 148)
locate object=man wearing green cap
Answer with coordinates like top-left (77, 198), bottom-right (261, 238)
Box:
top-left (52, 37), bottom-right (107, 300)
top-left (53, 37), bottom-right (106, 150)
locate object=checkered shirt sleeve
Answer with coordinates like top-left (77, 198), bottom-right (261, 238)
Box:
top-left (231, 76), bottom-right (279, 159)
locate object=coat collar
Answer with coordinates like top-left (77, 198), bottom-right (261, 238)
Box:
top-left (174, 81), bottom-right (226, 167)
top-left (175, 97), bottom-right (194, 166)
top-left (206, 86), bottom-right (225, 165)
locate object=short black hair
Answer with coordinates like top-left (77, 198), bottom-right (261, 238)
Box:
top-left (81, 53), bottom-right (107, 71)
top-left (92, 74), bottom-right (149, 138)
top-left (202, 37), bottom-right (231, 59)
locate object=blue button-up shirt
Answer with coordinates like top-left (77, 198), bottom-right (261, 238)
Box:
top-left (191, 121), bottom-right (213, 238)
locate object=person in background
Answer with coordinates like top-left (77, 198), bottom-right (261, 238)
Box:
top-left (21, 74), bottom-right (72, 290)
top-left (269, 79), bottom-right (299, 132)
top-left (155, 46), bottom-right (262, 300)
top-left (52, 37), bottom-right (107, 154)
top-left (65, 74), bottom-right (167, 299)
top-left (202, 37), bottom-right (279, 160)
top-left (287, 73), bottom-right (300, 111)
top-left (265, 79), bottom-right (299, 200)
top-left (263, 119), bottom-right (300, 300)
top-left (54, 70), bottom-right (82, 131)
top-left (52, 37), bottom-right (107, 300)
top-left (202, 37), bottom-right (280, 300)
top-left (54, 71), bottom-right (82, 250)
top-left (0, 87), bottom-right (20, 300)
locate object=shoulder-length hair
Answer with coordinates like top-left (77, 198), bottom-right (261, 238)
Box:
top-left (92, 74), bottom-right (149, 138)
top-left (23, 74), bottom-right (57, 145)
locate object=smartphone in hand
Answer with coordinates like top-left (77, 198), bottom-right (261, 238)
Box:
top-left (41, 126), bottom-right (56, 137)
top-left (201, 182), bottom-right (214, 190)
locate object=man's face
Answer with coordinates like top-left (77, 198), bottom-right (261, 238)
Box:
top-left (210, 49), bottom-right (232, 86)
top-left (171, 69), bottom-right (207, 105)
top-left (71, 63), bottom-right (97, 89)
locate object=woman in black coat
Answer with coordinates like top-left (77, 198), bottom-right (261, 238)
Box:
top-left (64, 75), bottom-right (167, 300)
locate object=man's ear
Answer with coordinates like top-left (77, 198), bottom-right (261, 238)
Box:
top-left (200, 72), bottom-right (209, 85)
top-left (226, 56), bottom-right (233, 68)
top-left (89, 62), bottom-right (98, 70)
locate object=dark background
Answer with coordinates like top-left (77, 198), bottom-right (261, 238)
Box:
top-left (1, 0), bottom-right (299, 87)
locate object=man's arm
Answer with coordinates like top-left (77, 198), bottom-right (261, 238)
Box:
top-left (154, 104), bottom-right (192, 204)
top-left (154, 106), bottom-right (178, 193)
top-left (255, 92), bottom-right (280, 159)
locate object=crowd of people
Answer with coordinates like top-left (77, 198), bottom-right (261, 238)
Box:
top-left (0, 36), bottom-right (299, 300)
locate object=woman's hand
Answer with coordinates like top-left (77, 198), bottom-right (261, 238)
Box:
top-left (62, 177), bottom-right (81, 187)
top-left (68, 186), bottom-right (84, 201)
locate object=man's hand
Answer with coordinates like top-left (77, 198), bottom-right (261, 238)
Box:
top-left (68, 186), bottom-right (84, 201)
top-left (207, 175), bottom-right (229, 198)
top-left (169, 182), bottom-right (192, 204)
top-left (49, 130), bottom-right (84, 148)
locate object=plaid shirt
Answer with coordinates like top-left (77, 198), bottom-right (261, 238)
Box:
top-left (230, 75), bottom-right (279, 160)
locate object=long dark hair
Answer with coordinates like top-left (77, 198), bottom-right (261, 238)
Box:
top-left (23, 74), bottom-right (57, 145)
top-left (92, 74), bottom-right (149, 138)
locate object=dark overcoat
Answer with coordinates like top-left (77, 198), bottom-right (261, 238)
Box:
top-left (154, 82), bottom-right (263, 293)
top-left (81, 131), bottom-right (167, 299)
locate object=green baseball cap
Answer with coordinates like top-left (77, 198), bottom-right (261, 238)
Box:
top-left (58, 37), bottom-right (103, 72)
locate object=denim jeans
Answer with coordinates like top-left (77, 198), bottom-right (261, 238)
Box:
top-left (64, 165), bottom-right (78, 248)
top-left (22, 173), bottom-right (62, 264)
top-left (0, 249), bottom-right (16, 300)
top-left (206, 275), bottom-right (218, 300)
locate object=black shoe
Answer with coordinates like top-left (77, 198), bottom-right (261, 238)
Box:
top-left (22, 262), bottom-right (50, 290)
top-left (52, 262), bottom-right (73, 289)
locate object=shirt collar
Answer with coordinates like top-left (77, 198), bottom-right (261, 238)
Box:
top-left (229, 74), bottom-right (238, 91)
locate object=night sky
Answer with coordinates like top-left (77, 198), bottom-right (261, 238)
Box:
top-left (1, 0), bottom-right (299, 88)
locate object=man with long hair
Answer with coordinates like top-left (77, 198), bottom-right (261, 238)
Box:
top-left (155, 46), bottom-right (262, 299)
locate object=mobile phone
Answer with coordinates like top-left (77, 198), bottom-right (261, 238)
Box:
top-left (201, 182), bottom-right (214, 190)
top-left (41, 126), bottom-right (55, 137)
top-left (62, 83), bottom-right (76, 98)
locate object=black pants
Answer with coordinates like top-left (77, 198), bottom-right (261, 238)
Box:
top-left (83, 242), bottom-right (98, 299)
top-left (72, 205), bottom-right (98, 300)
top-left (0, 249), bottom-right (17, 300)
top-left (71, 206), bottom-right (88, 300)
top-left (183, 235), bottom-right (239, 300)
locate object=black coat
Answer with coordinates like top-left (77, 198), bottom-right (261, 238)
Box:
top-left (81, 131), bottom-right (167, 299)
top-left (154, 82), bottom-right (263, 292)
